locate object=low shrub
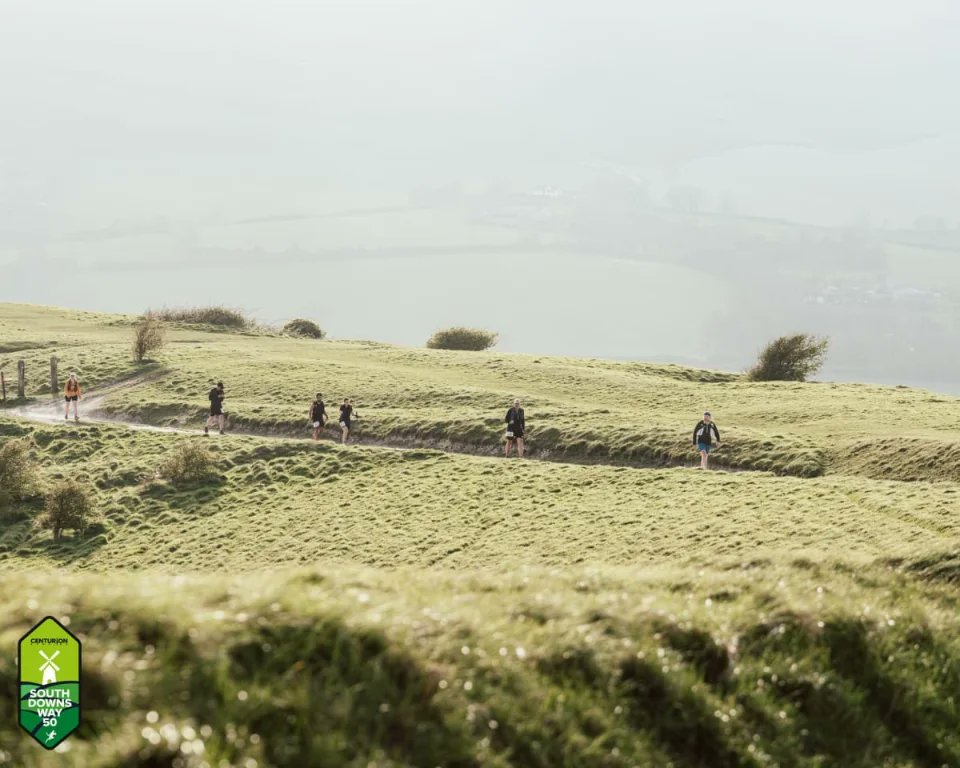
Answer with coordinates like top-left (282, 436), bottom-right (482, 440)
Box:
top-left (426, 327), bottom-right (498, 351)
top-left (283, 318), bottom-right (326, 339)
top-left (150, 306), bottom-right (250, 329)
top-left (36, 480), bottom-right (96, 540)
top-left (133, 315), bottom-right (167, 363)
top-left (748, 334), bottom-right (829, 382)
top-left (159, 442), bottom-right (216, 485)
top-left (0, 438), bottom-right (39, 509)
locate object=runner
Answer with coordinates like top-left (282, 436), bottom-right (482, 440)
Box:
top-left (63, 374), bottom-right (82, 422)
top-left (504, 398), bottom-right (526, 457)
top-left (310, 392), bottom-right (327, 440)
top-left (693, 411), bottom-right (720, 469)
top-left (338, 398), bottom-right (356, 444)
top-left (204, 381), bottom-right (226, 435)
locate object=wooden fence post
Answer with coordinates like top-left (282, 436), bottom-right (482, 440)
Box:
top-left (17, 360), bottom-right (26, 399)
top-left (0, 370), bottom-right (5, 402)
top-left (50, 356), bottom-right (59, 396)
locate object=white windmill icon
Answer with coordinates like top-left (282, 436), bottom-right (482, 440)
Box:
top-left (39, 650), bottom-right (60, 685)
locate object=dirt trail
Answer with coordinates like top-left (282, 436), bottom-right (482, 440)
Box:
top-left (9, 378), bottom-right (740, 473)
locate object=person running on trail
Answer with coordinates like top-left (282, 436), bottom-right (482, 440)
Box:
top-left (204, 381), bottom-right (226, 435)
top-left (64, 374), bottom-right (82, 422)
top-left (310, 393), bottom-right (327, 440)
top-left (505, 398), bottom-right (526, 457)
top-left (693, 411), bottom-right (720, 469)
top-left (339, 398), bottom-right (356, 444)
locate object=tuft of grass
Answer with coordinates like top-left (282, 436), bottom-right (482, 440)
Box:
top-left (148, 306), bottom-right (251, 329)
top-left (158, 441), bottom-right (218, 486)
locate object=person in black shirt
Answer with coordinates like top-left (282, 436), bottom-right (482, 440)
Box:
top-left (338, 398), bottom-right (357, 444)
top-left (693, 411), bottom-right (720, 469)
top-left (204, 381), bottom-right (226, 435)
top-left (310, 393), bottom-right (327, 441)
top-left (504, 398), bottom-right (526, 458)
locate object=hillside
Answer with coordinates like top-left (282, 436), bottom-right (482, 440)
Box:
top-left (2, 304), bottom-right (959, 481)
top-left (1, 303), bottom-right (959, 767)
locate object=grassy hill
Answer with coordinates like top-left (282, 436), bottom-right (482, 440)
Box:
top-left (1, 303), bottom-right (959, 767)
top-left (2, 304), bottom-right (959, 481)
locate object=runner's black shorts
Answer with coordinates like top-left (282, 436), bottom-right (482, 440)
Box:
top-left (65, 395), bottom-right (79, 402)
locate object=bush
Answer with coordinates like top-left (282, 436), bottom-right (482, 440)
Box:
top-left (748, 334), bottom-right (829, 382)
top-left (133, 315), bottom-right (167, 363)
top-left (0, 438), bottom-right (39, 509)
top-left (150, 306), bottom-right (250, 328)
top-left (283, 318), bottom-right (326, 339)
top-left (426, 327), bottom-right (498, 351)
top-left (36, 480), bottom-right (95, 540)
top-left (159, 442), bottom-right (216, 485)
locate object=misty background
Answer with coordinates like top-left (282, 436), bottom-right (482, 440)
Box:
top-left (2, 0), bottom-right (958, 388)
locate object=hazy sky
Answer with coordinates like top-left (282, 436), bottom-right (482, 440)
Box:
top-left (3, 0), bottom-right (958, 224)
top-left (2, 1), bottom-right (958, 381)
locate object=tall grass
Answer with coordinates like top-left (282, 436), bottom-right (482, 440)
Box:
top-left (148, 306), bottom-right (251, 329)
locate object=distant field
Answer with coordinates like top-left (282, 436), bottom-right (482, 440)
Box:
top-left (1, 303), bottom-right (959, 766)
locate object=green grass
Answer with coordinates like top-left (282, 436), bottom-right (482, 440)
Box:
top-left (0, 563), bottom-right (958, 767)
top-left (2, 303), bottom-right (959, 480)
top-left (1, 418), bottom-right (959, 572)
top-left (1, 303), bottom-right (959, 766)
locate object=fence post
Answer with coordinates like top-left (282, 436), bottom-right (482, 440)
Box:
top-left (17, 360), bottom-right (26, 398)
top-left (50, 356), bottom-right (59, 396)
top-left (1, 370), bottom-right (5, 402)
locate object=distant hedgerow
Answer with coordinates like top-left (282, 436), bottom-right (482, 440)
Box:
top-left (426, 327), bottom-right (498, 351)
top-left (159, 442), bottom-right (217, 486)
top-left (283, 318), bottom-right (326, 339)
top-left (749, 334), bottom-right (829, 382)
top-left (36, 480), bottom-right (96, 540)
top-left (150, 306), bottom-right (250, 329)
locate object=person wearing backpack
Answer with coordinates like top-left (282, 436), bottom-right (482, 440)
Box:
top-left (64, 374), bottom-right (82, 422)
top-left (310, 393), bottom-right (327, 440)
top-left (204, 381), bottom-right (226, 435)
top-left (504, 398), bottom-right (526, 457)
top-left (693, 411), bottom-right (720, 469)
top-left (338, 398), bottom-right (357, 444)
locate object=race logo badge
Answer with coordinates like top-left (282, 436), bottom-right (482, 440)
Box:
top-left (18, 617), bottom-right (81, 749)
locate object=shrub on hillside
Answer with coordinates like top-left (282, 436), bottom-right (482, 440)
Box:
top-left (133, 315), bottom-right (167, 363)
top-left (36, 480), bottom-right (96, 540)
top-left (159, 442), bottom-right (216, 485)
top-left (0, 438), bottom-right (39, 509)
top-left (748, 334), bottom-right (829, 382)
top-left (283, 318), bottom-right (326, 339)
top-left (426, 327), bottom-right (498, 351)
top-left (151, 306), bottom-right (250, 329)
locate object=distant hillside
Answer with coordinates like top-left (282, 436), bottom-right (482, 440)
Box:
top-left (2, 304), bottom-right (959, 481)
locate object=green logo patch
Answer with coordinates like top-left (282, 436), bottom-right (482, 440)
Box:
top-left (19, 617), bottom-right (81, 750)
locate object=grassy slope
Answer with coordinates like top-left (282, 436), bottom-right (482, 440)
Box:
top-left (1, 418), bottom-right (959, 573)
top-left (1, 303), bottom-right (960, 766)
top-left (2, 303), bottom-right (960, 481)
top-left (0, 563), bottom-right (957, 768)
